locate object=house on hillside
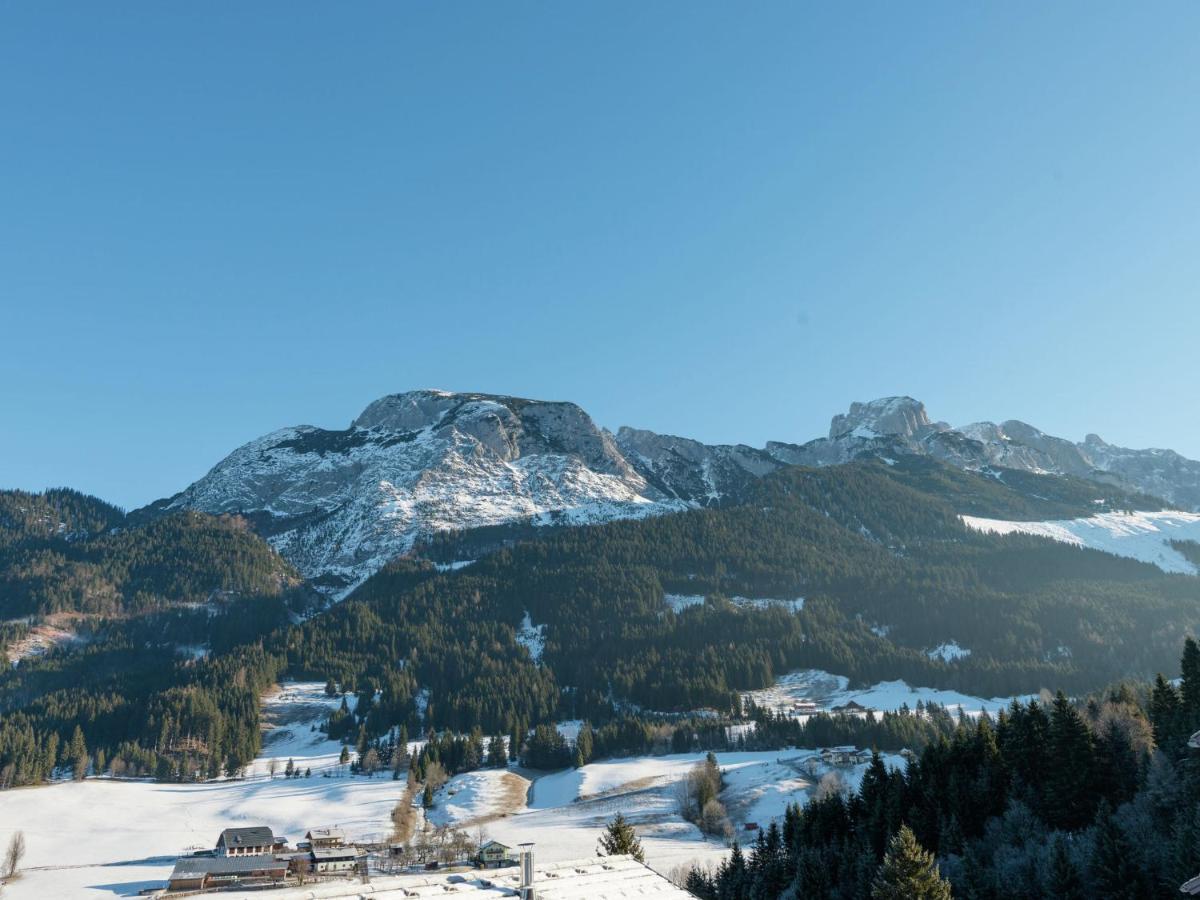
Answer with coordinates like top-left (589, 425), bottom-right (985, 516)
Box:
top-left (215, 826), bottom-right (276, 857)
top-left (475, 840), bottom-right (514, 868)
top-left (306, 827), bottom-right (346, 849)
top-left (820, 746), bottom-right (872, 767)
top-left (166, 855), bottom-right (287, 892)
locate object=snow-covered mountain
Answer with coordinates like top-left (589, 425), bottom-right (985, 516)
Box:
top-left (144, 391), bottom-right (687, 594)
top-left (146, 390), bottom-right (1200, 594)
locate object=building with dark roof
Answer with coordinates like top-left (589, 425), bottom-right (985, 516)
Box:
top-left (166, 854), bottom-right (287, 892)
top-left (215, 826), bottom-right (275, 857)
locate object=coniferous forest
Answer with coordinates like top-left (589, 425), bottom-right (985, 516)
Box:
top-left (2, 458), bottom-right (1200, 896)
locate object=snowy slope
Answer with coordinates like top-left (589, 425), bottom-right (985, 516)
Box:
top-left (961, 510), bottom-right (1200, 574)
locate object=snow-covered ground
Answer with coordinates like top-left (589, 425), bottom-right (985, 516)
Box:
top-left (0, 680), bottom-right (918, 898)
top-left (0, 683), bottom-right (402, 899)
top-left (744, 668), bottom-right (1032, 718)
top-left (516, 612), bottom-right (546, 663)
top-left (427, 749), bottom-right (906, 879)
top-left (961, 510), bottom-right (1200, 575)
top-left (926, 641), bottom-right (971, 663)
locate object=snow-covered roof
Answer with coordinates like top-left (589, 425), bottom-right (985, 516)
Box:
top-left (214, 855), bottom-right (692, 898)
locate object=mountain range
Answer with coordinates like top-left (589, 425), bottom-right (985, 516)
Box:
top-left (139, 390), bottom-right (1200, 595)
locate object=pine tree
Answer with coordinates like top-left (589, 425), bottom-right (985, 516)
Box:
top-left (1044, 692), bottom-right (1096, 829)
top-left (1150, 674), bottom-right (1181, 750)
top-left (1089, 801), bottom-right (1148, 899)
top-left (68, 725), bottom-right (88, 781)
top-left (1046, 835), bottom-right (1084, 900)
top-left (1181, 638), bottom-right (1200, 732)
top-left (597, 812), bottom-right (644, 863)
top-left (870, 825), bottom-right (952, 900)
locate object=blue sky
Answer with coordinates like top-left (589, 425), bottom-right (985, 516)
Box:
top-left (2, 2), bottom-right (1199, 509)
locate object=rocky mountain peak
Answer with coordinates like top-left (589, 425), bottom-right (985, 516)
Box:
top-left (828, 396), bottom-right (933, 440)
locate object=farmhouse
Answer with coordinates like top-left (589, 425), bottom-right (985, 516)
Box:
top-left (167, 854), bottom-right (288, 892)
top-left (216, 825), bottom-right (276, 857)
top-left (820, 746), bottom-right (872, 767)
top-left (475, 839), bottom-right (514, 868)
top-left (305, 826), bottom-right (346, 849)
top-left (311, 846), bottom-right (362, 875)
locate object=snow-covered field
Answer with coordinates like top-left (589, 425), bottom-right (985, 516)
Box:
top-left (744, 668), bottom-right (1033, 718)
top-left (426, 749), bottom-right (906, 880)
top-left (0, 683), bottom-right (402, 900)
top-left (0, 678), bottom-right (923, 898)
top-left (961, 510), bottom-right (1200, 575)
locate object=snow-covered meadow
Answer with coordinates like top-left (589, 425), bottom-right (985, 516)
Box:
top-left (961, 509), bottom-right (1200, 575)
top-left (743, 668), bottom-right (1034, 719)
top-left (0, 680), bottom-right (916, 898)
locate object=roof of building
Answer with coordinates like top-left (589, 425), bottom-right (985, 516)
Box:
top-left (306, 826), bottom-right (346, 840)
top-left (479, 840), bottom-right (512, 852)
top-left (311, 847), bottom-right (361, 861)
top-left (170, 854), bottom-right (288, 878)
top-left (217, 826), bottom-right (275, 848)
top-left (208, 855), bottom-right (693, 899)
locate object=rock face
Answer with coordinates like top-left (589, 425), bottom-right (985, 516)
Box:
top-left (145, 390), bottom-right (685, 595)
top-left (147, 390), bottom-right (1200, 594)
top-left (614, 427), bottom-right (782, 505)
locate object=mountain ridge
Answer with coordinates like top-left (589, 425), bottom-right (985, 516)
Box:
top-left (140, 389), bottom-right (1200, 593)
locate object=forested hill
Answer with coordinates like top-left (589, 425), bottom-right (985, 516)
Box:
top-left (286, 458), bottom-right (1199, 737)
top-left (1, 458), bottom-right (1195, 788)
top-left (0, 489), bottom-right (316, 785)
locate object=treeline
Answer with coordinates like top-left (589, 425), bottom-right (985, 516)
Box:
top-left (684, 639), bottom-right (1200, 899)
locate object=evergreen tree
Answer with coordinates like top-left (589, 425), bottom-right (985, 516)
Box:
top-left (1151, 674), bottom-right (1183, 750)
top-left (1046, 835), bottom-right (1084, 900)
top-left (1044, 692), bottom-right (1096, 829)
top-left (870, 825), bottom-right (952, 900)
top-left (1181, 637), bottom-right (1200, 732)
top-left (597, 812), bottom-right (644, 863)
top-left (1089, 801), bottom-right (1148, 899)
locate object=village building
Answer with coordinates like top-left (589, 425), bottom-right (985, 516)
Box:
top-left (475, 839), bottom-right (514, 868)
top-left (166, 854), bottom-right (288, 892)
top-left (310, 846), bottom-right (362, 875)
top-left (820, 746), bottom-right (873, 767)
top-left (305, 826), bottom-right (346, 849)
top-left (216, 826), bottom-right (276, 857)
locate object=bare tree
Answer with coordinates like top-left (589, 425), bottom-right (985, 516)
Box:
top-left (267, 758), bottom-right (279, 780)
top-left (4, 831), bottom-right (26, 879)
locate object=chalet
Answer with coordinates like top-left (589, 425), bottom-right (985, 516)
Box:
top-left (311, 846), bottom-right (362, 875)
top-left (306, 826), bottom-right (346, 849)
top-left (820, 746), bottom-right (872, 767)
top-left (830, 700), bottom-right (869, 713)
top-left (743, 822), bottom-right (759, 832)
top-left (216, 825), bottom-right (275, 857)
top-left (475, 840), bottom-right (514, 868)
top-left (166, 854), bottom-right (287, 892)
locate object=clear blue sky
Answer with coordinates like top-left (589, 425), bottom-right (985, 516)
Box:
top-left (3, 3), bottom-right (1199, 509)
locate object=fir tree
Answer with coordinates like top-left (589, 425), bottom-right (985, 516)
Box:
top-left (1181, 637), bottom-right (1200, 732)
top-left (870, 825), bottom-right (952, 900)
top-left (1089, 801), bottom-right (1148, 899)
top-left (597, 812), bottom-right (644, 863)
top-left (1046, 834), bottom-right (1084, 900)
top-left (1044, 692), bottom-right (1096, 829)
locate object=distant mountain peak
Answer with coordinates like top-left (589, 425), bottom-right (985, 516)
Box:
top-left (142, 389), bottom-right (1200, 596)
top-left (828, 397), bottom-right (934, 440)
